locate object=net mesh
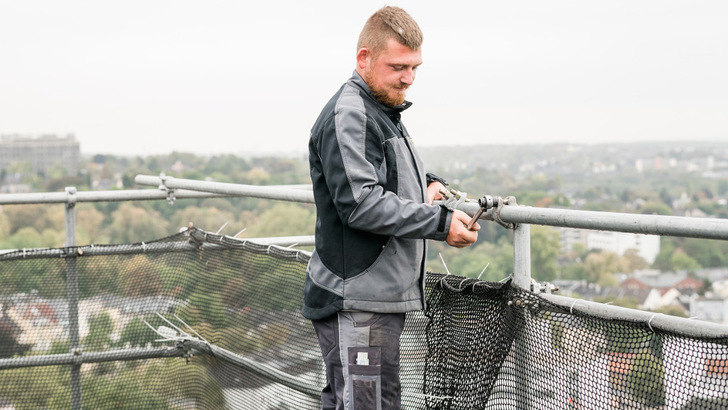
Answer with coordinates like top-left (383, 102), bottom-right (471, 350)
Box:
top-left (1, 228), bottom-right (727, 409)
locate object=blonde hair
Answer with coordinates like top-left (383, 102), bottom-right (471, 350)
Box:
top-left (357, 6), bottom-right (423, 56)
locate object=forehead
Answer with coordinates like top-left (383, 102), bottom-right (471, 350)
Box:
top-left (375, 38), bottom-right (422, 66)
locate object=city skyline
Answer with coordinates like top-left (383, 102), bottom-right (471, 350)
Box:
top-left (1, 0), bottom-right (726, 156)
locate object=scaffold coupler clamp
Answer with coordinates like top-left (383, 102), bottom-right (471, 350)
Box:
top-left (466, 194), bottom-right (517, 230)
top-left (157, 173), bottom-right (176, 205)
top-left (495, 195), bottom-right (517, 230)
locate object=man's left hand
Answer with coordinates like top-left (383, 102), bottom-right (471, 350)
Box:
top-left (426, 182), bottom-right (447, 205)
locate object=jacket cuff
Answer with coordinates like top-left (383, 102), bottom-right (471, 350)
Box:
top-left (426, 173), bottom-right (448, 187)
top-left (437, 205), bottom-right (453, 238)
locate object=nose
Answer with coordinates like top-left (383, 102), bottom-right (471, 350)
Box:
top-left (400, 68), bottom-right (415, 85)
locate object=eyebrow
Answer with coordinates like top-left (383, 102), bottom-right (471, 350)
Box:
top-left (390, 63), bottom-right (421, 69)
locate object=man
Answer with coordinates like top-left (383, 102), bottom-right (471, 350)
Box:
top-left (303, 6), bottom-right (479, 409)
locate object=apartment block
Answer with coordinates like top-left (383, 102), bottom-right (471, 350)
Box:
top-left (0, 133), bottom-right (80, 176)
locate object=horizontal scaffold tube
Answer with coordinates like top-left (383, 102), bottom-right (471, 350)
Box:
top-left (0, 189), bottom-right (224, 205)
top-left (135, 175), bottom-right (315, 203)
top-left (0, 341), bottom-right (321, 399)
top-left (496, 205), bottom-right (728, 240)
top-left (186, 339), bottom-right (321, 399)
top-left (0, 234), bottom-right (314, 261)
top-left (541, 293), bottom-right (728, 338)
top-left (0, 347), bottom-right (184, 370)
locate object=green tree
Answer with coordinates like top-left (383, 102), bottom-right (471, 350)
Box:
top-left (0, 366), bottom-right (65, 408)
top-left (108, 203), bottom-right (170, 243)
top-left (530, 225), bottom-right (560, 282)
top-left (627, 352), bottom-right (665, 406)
top-left (118, 317), bottom-right (153, 348)
top-left (244, 202), bottom-right (315, 238)
top-left (117, 255), bottom-right (163, 297)
top-left (76, 204), bottom-right (108, 244)
top-left (584, 251), bottom-right (622, 286)
top-left (681, 238), bottom-right (726, 268)
top-left (638, 201), bottom-right (673, 216)
top-left (84, 312), bottom-right (114, 352)
top-left (427, 237), bottom-right (513, 282)
top-left (670, 249), bottom-right (701, 271)
top-left (0, 210), bottom-right (10, 238)
top-left (620, 249), bottom-right (649, 272)
top-left (169, 205), bottom-right (237, 233)
top-left (5, 226), bottom-right (44, 248)
top-left (183, 291), bottom-right (227, 328)
top-left (48, 368), bottom-right (169, 409)
top-left (652, 238), bottom-right (678, 271)
top-left (2, 204), bottom-right (65, 235)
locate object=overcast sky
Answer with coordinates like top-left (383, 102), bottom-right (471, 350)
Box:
top-left (1, 1), bottom-right (726, 156)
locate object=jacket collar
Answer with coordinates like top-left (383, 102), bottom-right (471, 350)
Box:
top-left (350, 71), bottom-right (413, 114)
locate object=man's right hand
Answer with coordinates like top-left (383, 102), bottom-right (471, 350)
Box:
top-left (446, 210), bottom-right (479, 248)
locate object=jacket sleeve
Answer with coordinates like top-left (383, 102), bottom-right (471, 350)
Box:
top-left (313, 91), bottom-right (451, 241)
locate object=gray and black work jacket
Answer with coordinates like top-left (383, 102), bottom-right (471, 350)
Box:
top-left (302, 72), bottom-right (452, 321)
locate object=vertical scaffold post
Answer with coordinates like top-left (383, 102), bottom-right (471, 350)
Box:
top-left (512, 222), bottom-right (531, 409)
top-left (64, 187), bottom-right (82, 410)
top-left (513, 223), bottom-right (531, 289)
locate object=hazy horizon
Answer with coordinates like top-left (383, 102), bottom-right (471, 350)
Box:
top-left (2, 1), bottom-right (726, 156)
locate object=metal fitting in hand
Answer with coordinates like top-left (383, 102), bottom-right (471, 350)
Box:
top-left (467, 195), bottom-right (498, 230)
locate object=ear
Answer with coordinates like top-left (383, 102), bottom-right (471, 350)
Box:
top-left (356, 47), bottom-right (371, 71)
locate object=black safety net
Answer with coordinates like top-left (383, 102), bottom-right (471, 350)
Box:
top-left (1, 228), bottom-right (727, 409)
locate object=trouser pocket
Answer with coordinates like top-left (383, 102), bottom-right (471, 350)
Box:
top-left (348, 346), bottom-right (381, 410)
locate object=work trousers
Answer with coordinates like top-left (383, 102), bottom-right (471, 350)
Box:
top-left (312, 312), bottom-right (406, 410)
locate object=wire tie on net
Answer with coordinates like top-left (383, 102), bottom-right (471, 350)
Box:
top-left (648, 314), bottom-right (660, 332)
top-left (477, 262), bottom-right (490, 280)
top-left (458, 277), bottom-right (469, 290)
top-left (570, 299), bottom-right (579, 314)
top-left (215, 222), bottom-right (228, 235)
top-left (267, 244), bottom-right (274, 255)
top-left (141, 242), bottom-right (147, 253)
top-left (438, 253), bottom-right (451, 276)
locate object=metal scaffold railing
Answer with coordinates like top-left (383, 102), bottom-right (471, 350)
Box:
top-left (2, 175), bottom-right (728, 409)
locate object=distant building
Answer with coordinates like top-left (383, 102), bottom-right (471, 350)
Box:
top-left (558, 228), bottom-right (661, 264)
top-left (0, 134), bottom-right (80, 176)
top-left (690, 295), bottom-right (728, 325)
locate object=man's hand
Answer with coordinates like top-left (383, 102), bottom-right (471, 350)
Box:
top-left (426, 181), bottom-right (447, 205)
top-left (446, 209), bottom-right (479, 248)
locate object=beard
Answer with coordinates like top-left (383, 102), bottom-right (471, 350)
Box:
top-left (365, 71), bottom-right (408, 107)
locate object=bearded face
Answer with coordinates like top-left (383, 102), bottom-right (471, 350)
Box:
top-left (365, 69), bottom-right (409, 106)
top-left (358, 38), bottom-right (422, 107)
